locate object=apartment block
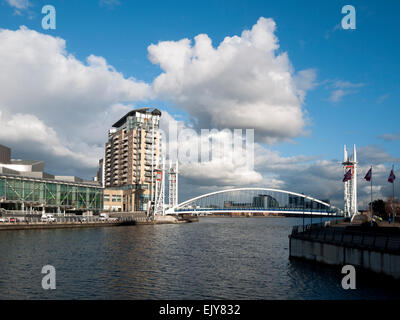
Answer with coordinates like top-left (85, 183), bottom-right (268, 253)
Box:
top-left (104, 107), bottom-right (161, 212)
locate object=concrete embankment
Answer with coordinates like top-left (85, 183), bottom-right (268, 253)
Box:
top-left (0, 220), bottom-right (137, 231)
top-left (0, 214), bottom-right (198, 231)
top-left (289, 222), bottom-right (400, 279)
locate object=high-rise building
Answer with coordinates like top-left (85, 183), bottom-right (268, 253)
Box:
top-left (104, 107), bottom-right (162, 212)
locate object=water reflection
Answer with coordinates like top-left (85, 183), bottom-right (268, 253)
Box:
top-left (0, 217), bottom-right (399, 299)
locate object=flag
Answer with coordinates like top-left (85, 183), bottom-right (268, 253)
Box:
top-left (388, 169), bottom-right (396, 183)
top-left (343, 169), bottom-right (352, 182)
top-left (364, 168), bottom-right (372, 182)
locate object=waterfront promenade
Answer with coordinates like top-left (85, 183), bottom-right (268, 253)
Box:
top-left (0, 212), bottom-right (197, 231)
top-left (289, 218), bottom-right (400, 279)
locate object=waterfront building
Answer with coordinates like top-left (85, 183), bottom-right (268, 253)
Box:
top-left (103, 188), bottom-right (123, 211)
top-left (0, 145), bottom-right (103, 214)
top-left (103, 107), bottom-right (162, 212)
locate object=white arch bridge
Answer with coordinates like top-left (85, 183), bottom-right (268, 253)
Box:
top-left (166, 188), bottom-right (344, 217)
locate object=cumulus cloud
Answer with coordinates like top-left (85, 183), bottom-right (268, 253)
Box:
top-left (0, 26), bottom-right (151, 177)
top-left (1, 21), bottom-right (395, 210)
top-left (159, 111), bottom-right (262, 187)
top-left (159, 113), bottom-right (396, 209)
top-left (149, 17), bottom-right (315, 143)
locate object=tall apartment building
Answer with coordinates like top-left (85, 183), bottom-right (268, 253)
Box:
top-left (104, 107), bottom-right (162, 212)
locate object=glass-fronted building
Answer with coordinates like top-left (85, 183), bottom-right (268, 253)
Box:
top-left (0, 174), bottom-right (103, 213)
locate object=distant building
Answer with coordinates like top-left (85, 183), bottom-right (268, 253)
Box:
top-left (93, 159), bottom-right (104, 187)
top-left (224, 201), bottom-right (253, 209)
top-left (103, 107), bottom-right (161, 212)
top-left (0, 144), bottom-right (103, 214)
top-left (252, 194), bottom-right (279, 208)
top-left (0, 144), bottom-right (11, 164)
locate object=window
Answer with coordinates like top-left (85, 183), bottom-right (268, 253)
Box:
top-left (104, 194), bottom-right (110, 202)
top-left (112, 195), bottom-right (122, 202)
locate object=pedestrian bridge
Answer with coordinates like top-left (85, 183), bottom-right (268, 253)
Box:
top-left (166, 188), bottom-right (343, 216)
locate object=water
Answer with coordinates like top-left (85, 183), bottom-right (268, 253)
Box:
top-left (0, 217), bottom-right (399, 300)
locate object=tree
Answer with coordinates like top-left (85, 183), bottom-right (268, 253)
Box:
top-left (371, 199), bottom-right (388, 220)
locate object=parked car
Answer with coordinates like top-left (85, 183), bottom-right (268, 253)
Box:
top-left (9, 217), bottom-right (16, 223)
top-left (99, 213), bottom-right (108, 221)
top-left (79, 217), bottom-right (87, 222)
top-left (0, 217), bottom-right (8, 223)
top-left (41, 214), bottom-right (56, 223)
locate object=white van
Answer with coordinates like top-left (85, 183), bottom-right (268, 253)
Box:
top-left (41, 214), bottom-right (56, 223)
top-left (99, 213), bottom-right (108, 221)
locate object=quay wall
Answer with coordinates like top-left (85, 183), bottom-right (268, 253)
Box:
top-left (0, 214), bottom-right (196, 231)
top-left (289, 227), bottom-right (400, 279)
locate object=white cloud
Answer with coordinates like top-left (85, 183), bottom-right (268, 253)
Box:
top-left (377, 93), bottom-right (390, 104)
top-left (99, 0), bottom-right (120, 8)
top-left (327, 80), bottom-right (365, 103)
top-left (159, 111), bottom-right (263, 187)
top-left (0, 26), bottom-right (152, 177)
top-left (149, 17), bottom-right (315, 143)
top-left (0, 111), bottom-right (101, 170)
top-left (6, 0), bottom-right (30, 9)
top-left (1, 22), bottom-right (395, 210)
top-left (378, 132), bottom-right (400, 142)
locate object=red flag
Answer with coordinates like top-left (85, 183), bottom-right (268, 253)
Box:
top-left (364, 168), bottom-right (372, 182)
top-left (388, 169), bottom-right (396, 183)
top-left (343, 169), bottom-right (352, 182)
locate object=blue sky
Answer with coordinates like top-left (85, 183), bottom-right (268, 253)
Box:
top-left (0, 0), bottom-right (399, 206)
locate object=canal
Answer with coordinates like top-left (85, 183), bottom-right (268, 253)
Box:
top-left (0, 217), bottom-right (399, 299)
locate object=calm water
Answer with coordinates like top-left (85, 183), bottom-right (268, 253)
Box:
top-left (0, 217), bottom-right (399, 300)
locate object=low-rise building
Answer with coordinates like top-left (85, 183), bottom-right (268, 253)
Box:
top-left (0, 145), bottom-right (103, 214)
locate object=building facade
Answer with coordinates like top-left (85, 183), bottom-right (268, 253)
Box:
top-left (0, 144), bottom-right (11, 164)
top-left (0, 144), bottom-right (103, 214)
top-left (104, 107), bottom-right (162, 212)
top-left (0, 174), bottom-right (103, 213)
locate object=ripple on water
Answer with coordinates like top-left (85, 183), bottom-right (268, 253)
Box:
top-left (0, 217), bottom-right (399, 299)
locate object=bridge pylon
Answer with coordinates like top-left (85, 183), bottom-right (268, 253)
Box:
top-left (342, 144), bottom-right (358, 218)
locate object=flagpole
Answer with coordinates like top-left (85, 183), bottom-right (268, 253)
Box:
top-left (370, 166), bottom-right (373, 227)
top-left (393, 165), bottom-right (395, 227)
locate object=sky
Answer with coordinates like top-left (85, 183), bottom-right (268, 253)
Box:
top-left (0, 0), bottom-right (399, 208)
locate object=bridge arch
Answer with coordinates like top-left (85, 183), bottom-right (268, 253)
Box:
top-left (171, 187), bottom-right (342, 215)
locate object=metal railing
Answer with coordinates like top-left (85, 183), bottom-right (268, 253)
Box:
top-left (290, 222), bottom-right (400, 254)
